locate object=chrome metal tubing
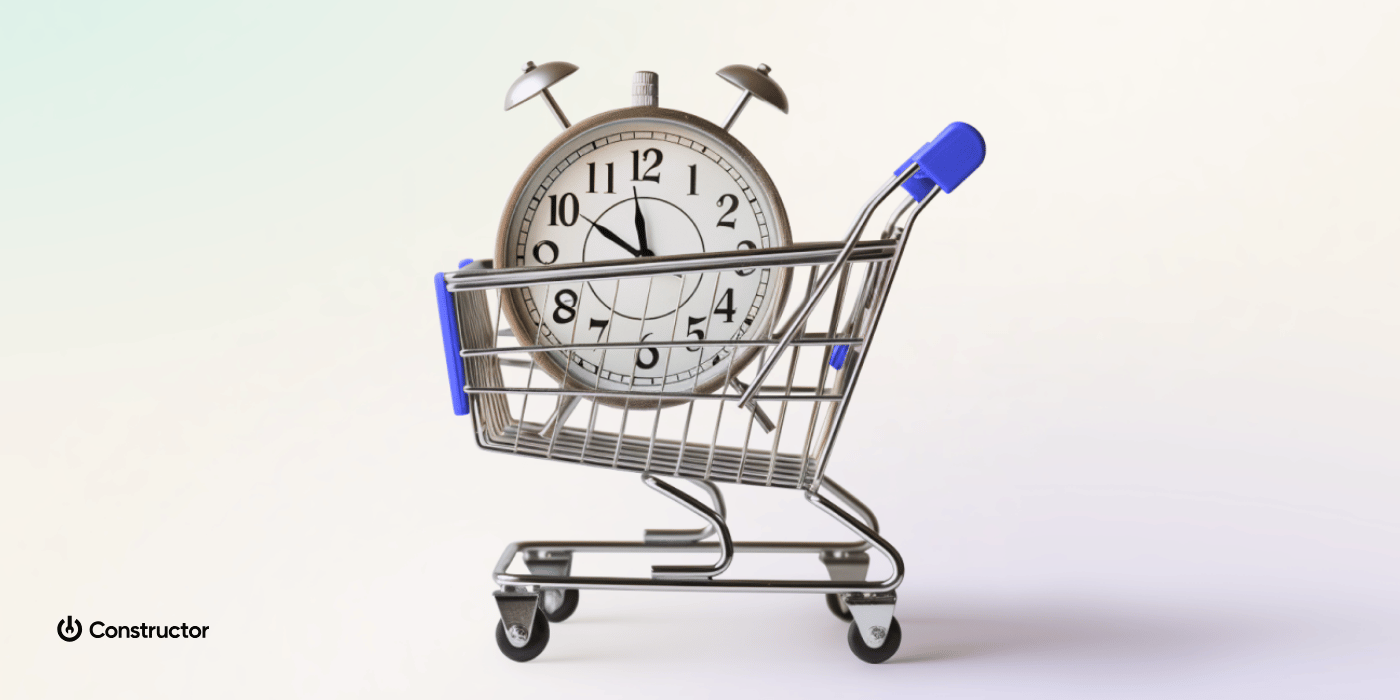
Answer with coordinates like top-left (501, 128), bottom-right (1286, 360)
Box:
top-left (443, 238), bottom-right (898, 291)
top-left (737, 164), bottom-right (920, 409)
top-left (466, 387), bottom-right (842, 402)
top-left (491, 480), bottom-right (901, 594)
top-left (643, 475), bottom-right (734, 579)
top-left (819, 477), bottom-right (879, 535)
top-left (809, 188), bottom-right (939, 487)
top-left (644, 478), bottom-right (727, 544)
top-left (459, 336), bottom-right (863, 359)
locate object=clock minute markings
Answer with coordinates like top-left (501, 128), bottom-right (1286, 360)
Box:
top-left (512, 123), bottom-right (781, 391)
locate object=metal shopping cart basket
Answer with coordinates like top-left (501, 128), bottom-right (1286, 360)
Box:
top-left (434, 121), bottom-right (985, 663)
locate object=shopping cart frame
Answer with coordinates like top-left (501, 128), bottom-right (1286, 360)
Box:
top-left (435, 122), bottom-right (985, 662)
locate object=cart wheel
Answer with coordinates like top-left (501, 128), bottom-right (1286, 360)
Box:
top-left (847, 617), bottom-right (901, 664)
top-left (495, 613), bottom-right (550, 662)
top-left (540, 589), bottom-right (579, 623)
top-left (825, 593), bottom-right (853, 621)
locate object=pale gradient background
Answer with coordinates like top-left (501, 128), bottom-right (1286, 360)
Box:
top-left (3, 1), bottom-right (1398, 697)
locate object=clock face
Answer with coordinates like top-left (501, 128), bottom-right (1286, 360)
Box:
top-left (496, 107), bottom-right (791, 402)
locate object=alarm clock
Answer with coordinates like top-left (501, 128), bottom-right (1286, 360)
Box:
top-left (495, 63), bottom-right (793, 405)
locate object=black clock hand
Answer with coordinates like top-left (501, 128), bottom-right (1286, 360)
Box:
top-left (632, 187), bottom-right (653, 256)
top-left (581, 214), bottom-right (645, 257)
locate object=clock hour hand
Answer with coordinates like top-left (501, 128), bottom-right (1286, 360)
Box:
top-left (632, 187), bottom-right (654, 256)
top-left (582, 214), bottom-right (646, 258)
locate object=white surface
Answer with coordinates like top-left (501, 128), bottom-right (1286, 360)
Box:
top-left (3, 1), bottom-right (1399, 697)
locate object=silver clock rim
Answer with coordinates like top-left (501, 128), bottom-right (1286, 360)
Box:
top-left (494, 106), bottom-right (793, 409)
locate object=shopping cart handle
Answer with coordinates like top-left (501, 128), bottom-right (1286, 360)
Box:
top-left (739, 124), bottom-right (986, 408)
top-left (895, 122), bottom-right (986, 201)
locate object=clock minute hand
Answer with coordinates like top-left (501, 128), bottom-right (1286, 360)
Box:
top-left (632, 187), bottom-right (653, 256)
top-left (581, 214), bottom-right (645, 258)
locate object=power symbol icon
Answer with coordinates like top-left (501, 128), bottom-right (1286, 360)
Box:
top-left (57, 616), bottom-right (82, 642)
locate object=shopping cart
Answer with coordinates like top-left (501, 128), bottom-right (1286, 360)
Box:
top-left (435, 122), bottom-right (985, 663)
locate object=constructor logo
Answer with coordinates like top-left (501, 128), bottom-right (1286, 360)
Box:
top-left (57, 615), bottom-right (208, 641)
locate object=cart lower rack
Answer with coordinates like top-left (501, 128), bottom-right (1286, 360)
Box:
top-left (435, 123), bottom-right (985, 662)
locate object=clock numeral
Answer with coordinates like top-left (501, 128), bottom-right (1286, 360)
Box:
top-left (588, 318), bottom-right (609, 342)
top-left (635, 333), bottom-right (659, 369)
top-left (716, 194), bottom-right (739, 228)
top-left (688, 164), bottom-right (697, 196)
top-left (631, 148), bottom-right (662, 183)
top-left (532, 240), bottom-right (559, 265)
top-left (548, 193), bottom-right (579, 226)
top-left (587, 162), bottom-right (614, 194)
top-left (714, 288), bottom-right (736, 323)
top-left (735, 240), bottom-right (756, 277)
top-left (552, 288), bottom-right (578, 324)
top-left (685, 315), bottom-right (706, 352)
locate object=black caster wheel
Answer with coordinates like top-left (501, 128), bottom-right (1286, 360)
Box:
top-left (495, 613), bottom-right (550, 662)
top-left (825, 593), bottom-right (853, 621)
top-left (540, 589), bottom-right (579, 623)
top-left (847, 617), bottom-right (901, 664)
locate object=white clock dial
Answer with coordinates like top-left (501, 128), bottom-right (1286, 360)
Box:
top-left (497, 108), bottom-right (791, 403)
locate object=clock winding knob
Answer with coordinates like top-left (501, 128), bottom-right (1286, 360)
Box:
top-left (632, 71), bottom-right (659, 107)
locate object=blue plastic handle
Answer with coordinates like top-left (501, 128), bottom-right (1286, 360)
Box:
top-left (895, 122), bottom-right (986, 201)
top-left (436, 261), bottom-right (472, 416)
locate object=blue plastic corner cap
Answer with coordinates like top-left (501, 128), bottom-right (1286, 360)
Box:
top-left (829, 344), bottom-right (850, 370)
top-left (458, 258), bottom-right (474, 269)
top-left (435, 271), bottom-right (469, 416)
top-left (916, 122), bottom-right (985, 193)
